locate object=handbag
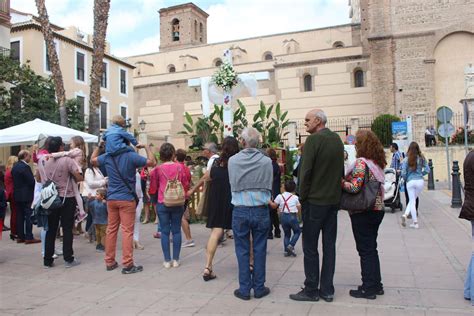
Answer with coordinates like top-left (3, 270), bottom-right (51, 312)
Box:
top-left (110, 156), bottom-right (139, 206)
top-left (340, 165), bottom-right (381, 212)
top-left (161, 166), bottom-right (185, 207)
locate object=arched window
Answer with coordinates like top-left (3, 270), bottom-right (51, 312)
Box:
top-left (172, 19), bottom-right (180, 41)
top-left (333, 41), bottom-right (345, 48)
top-left (168, 64), bottom-right (176, 73)
top-left (199, 22), bottom-right (203, 42)
top-left (194, 20), bottom-right (198, 40)
top-left (214, 58), bottom-right (223, 67)
top-left (263, 52), bottom-right (273, 61)
top-left (354, 69), bottom-right (364, 87)
top-left (303, 74), bottom-right (312, 92)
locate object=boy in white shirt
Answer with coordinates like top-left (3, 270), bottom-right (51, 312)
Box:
top-left (269, 180), bottom-right (301, 257)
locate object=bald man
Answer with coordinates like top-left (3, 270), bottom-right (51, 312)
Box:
top-left (290, 109), bottom-right (344, 303)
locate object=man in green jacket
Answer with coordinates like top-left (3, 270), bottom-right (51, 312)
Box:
top-left (290, 109), bottom-right (344, 303)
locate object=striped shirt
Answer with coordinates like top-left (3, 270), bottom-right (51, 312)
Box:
top-left (390, 151), bottom-right (402, 172)
top-left (231, 189), bottom-right (271, 207)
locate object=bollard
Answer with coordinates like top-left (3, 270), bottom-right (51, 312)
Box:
top-left (427, 159), bottom-right (435, 190)
top-left (451, 161), bottom-right (463, 208)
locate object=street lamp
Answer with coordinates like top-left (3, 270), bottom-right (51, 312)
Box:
top-left (139, 119), bottom-right (146, 131)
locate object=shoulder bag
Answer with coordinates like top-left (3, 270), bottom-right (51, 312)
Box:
top-left (340, 165), bottom-right (380, 213)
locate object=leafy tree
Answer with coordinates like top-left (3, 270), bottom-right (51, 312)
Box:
top-left (0, 56), bottom-right (59, 129)
top-left (371, 114), bottom-right (400, 147)
top-left (65, 99), bottom-right (86, 131)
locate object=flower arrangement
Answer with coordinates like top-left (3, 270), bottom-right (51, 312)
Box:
top-left (212, 62), bottom-right (239, 92)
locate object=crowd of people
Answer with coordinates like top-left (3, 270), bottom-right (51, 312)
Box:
top-left (0, 109), bottom-right (472, 305)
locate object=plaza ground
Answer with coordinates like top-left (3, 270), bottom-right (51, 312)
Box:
top-left (0, 189), bottom-right (473, 315)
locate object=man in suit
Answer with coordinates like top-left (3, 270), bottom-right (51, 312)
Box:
top-left (11, 150), bottom-right (40, 244)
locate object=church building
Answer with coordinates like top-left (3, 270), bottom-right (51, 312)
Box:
top-left (125, 1), bottom-right (474, 147)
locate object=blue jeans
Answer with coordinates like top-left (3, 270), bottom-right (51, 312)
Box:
top-left (464, 221), bottom-right (474, 304)
top-left (232, 206), bottom-right (270, 297)
top-left (281, 213), bottom-right (301, 252)
top-left (156, 203), bottom-right (184, 261)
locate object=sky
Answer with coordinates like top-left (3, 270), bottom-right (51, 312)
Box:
top-left (11, 0), bottom-right (350, 57)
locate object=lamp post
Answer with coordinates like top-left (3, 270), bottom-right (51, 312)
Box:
top-left (139, 119), bottom-right (146, 132)
top-left (138, 119), bottom-right (147, 157)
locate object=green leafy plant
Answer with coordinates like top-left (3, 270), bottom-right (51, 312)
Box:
top-left (252, 101), bottom-right (290, 146)
top-left (370, 114), bottom-right (400, 147)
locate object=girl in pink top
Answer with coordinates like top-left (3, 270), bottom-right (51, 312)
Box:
top-left (150, 143), bottom-right (186, 269)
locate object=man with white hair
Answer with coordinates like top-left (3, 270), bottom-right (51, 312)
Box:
top-left (290, 109), bottom-right (344, 303)
top-left (228, 127), bottom-right (273, 300)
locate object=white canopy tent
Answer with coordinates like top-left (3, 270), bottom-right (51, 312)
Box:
top-left (0, 118), bottom-right (98, 146)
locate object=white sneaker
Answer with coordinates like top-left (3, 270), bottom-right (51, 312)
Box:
top-left (53, 254), bottom-right (58, 259)
top-left (182, 240), bottom-right (195, 248)
top-left (401, 215), bottom-right (407, 227)
top-left (172, 260), bottom-right (180, 268)
top-left (55, 248), bottom-right (63, 256)
top-left (409, 223), bottom-right (419, 229)
top-left (163, 261), bottom-right (171, 269)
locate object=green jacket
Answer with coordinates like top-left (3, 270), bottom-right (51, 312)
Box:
top-left (298, 128), bottom-right (344, 205)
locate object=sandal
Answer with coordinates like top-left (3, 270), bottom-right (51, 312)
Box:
top-left (203, 267), bottom-right (217, 282)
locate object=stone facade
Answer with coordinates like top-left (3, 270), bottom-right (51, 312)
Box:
top-left (128, 1), bottom-right (473, 147)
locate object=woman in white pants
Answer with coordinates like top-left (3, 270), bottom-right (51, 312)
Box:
top-left (134, 172), bottom-right (145, 250)
top-left (401, 142), bottom-right (430, 229)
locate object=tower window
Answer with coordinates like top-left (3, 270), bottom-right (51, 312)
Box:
top-left (264, 52), bottom-right (273, 61)
top-left (199, 22), bottom-right (203, 42)
top-left (168, 64), bottom-right (176, 73)
top-left (303, 74), bottom-right (312, 92)
top-left (354, 69), bottom-right (365, 87)
top-left (333, 41), bottom-right (345, 48)
top-left (194, 20), bottom-right (198, 40)
top-left (172, 19), bottom-right (180, 42)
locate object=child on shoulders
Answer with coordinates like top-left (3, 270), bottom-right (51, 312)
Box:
top-left (269, 180), bottom-right (301, 257)
top-left (102, 115), bottom-right (139, 156)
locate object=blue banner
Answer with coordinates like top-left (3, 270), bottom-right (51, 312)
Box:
top-left (392, 122), bottom-right (408, 140)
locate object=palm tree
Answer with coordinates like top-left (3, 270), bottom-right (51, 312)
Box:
top-left (35, 0), bottom-right (67, 126)
top-left (88, 0), bottom-right (111, 137)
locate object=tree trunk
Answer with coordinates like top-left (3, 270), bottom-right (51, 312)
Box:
top-left (88, 0), bottom-right (111, 138)
top-left (35, 0), bottom-right (67, 126)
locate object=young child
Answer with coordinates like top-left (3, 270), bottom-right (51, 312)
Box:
top-left (269, 180), bottom-right (301, 257)
top-left (48, 136), bottom-right (87, 225)
top-left (89, 188), bottom-right (108, 252)
top-left (102, 115), bottom-right (139, 156)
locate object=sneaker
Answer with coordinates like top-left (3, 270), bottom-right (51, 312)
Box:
top-left (172, 260), bottom-right (180, 268)
top-left (153, 232), bottom-right (161, 239)
top-left (44, 263), bottom-right (54, 269)
top-left (357, 285), bottom-right (384, 295)
top-left (55, 248), bottom-right (63, 256)
top-left (409, 223), bottom-right (419, 229)
top-left (234, 289), bottom-right (251, 301)
top-left (289, 288), bottom-right (319, 302)
top-left (106, 262), bottom-right (119, 271)
top-left (96, 244), bottom-right (105, 252)
top-left (320, 294), bottom-right (334, 302)
top-left (163, 261), bottom-right (171, 269)
top-left (286, 245), bottom-right (297, 257)
top-left (65, 259), bottom-right (81, 268)
top-left (182, 240), bottom-right (195, 248)
top-left (401, 215), bottom-right (407, 227)
top-left (52, 254), bottom-right (58, 259)
top-left (349, 288), bottom-right (376, 299)
top-left (121, 265), bottom-right (143, 274)
top-left (284, 251), bottom-right (291, 257)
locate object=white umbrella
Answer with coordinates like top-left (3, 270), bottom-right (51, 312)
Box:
top-left (0, 118), bottom-right (98, 146)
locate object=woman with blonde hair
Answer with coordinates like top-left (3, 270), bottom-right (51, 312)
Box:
top-left (5, 155), bottom-right (18, 240)
top-left (401, 142), bottom-right (429, 229)
top-left (342, 130), bottom-right (386, 299)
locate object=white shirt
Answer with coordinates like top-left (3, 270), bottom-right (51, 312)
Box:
top-left (207, 154), bottom-right (219, 171)
top-left (274, 192), bottom-right (300, 213)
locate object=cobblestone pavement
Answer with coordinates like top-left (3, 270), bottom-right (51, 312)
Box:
top-left (0, 190), bottom-right (473, 315)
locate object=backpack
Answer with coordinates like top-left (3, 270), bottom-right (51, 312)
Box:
top-left (161, 166), bottom-right (185, 207)
top-left (39, 160), bottom-right (70, 212)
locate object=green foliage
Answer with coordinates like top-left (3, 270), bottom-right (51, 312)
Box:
top-left (284, 147), bottom-right (298, 181)
top-left (451, 127), bottom-right (474, 145)
top-left (252, 101), bottom-right (290, 146)
top-left (370, 114), bottom-right (400, 147)
top-left (0, 55), bottom-right (83, 130)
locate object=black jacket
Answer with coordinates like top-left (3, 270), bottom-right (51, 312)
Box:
top-left (459, 151), bottom-right (474, 221)
top-left (11, 161), bottom-right (35, 203)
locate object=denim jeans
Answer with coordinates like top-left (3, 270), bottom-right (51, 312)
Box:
top-left (156, 203), bottom-right (184, 261)
top-left (350, 210), bottom-right (385, 295)
top-left (302, 202), bottom-right (338, 297)
top-left (232, 206), bottom-right (270, 297)
top-left (464, 221), bottom-right (474, 304)
top-left (281, 213), bottom-right (301, 252)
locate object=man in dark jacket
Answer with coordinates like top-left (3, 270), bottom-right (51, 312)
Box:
top-left (11, 150), bottom-right (40, 244)
top-left (290, 109), bottom-right (344, 303)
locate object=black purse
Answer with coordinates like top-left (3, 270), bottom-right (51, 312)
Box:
top-left (340, 165), bottom-right (381, 213)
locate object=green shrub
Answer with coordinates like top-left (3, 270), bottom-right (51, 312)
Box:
top-left (370, 114), bottom-right (400, 147)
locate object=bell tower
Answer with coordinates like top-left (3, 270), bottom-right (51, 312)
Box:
top-left (158, 2), bottom-right (209, 52)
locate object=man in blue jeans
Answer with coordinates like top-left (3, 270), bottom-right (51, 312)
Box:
top-left (228, 127), bottom-right (273, 300)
